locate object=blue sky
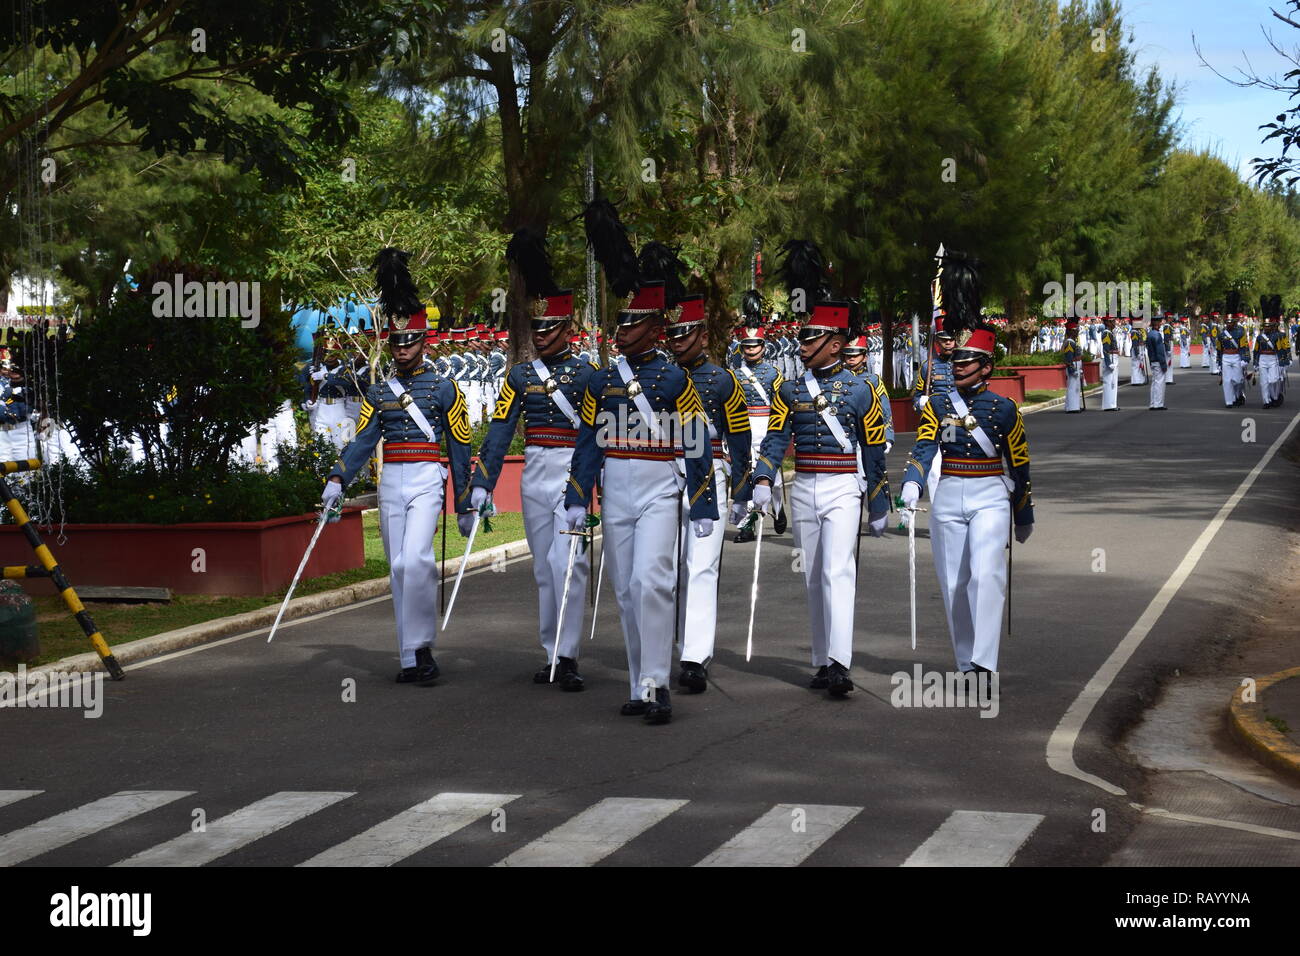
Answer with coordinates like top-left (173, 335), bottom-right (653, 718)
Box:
top-left (1124, 0), bottom-right (1300, 179)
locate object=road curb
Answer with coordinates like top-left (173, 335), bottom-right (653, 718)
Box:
top-left (1228, 666), bottom-right (1300, 783)
top-left (23, 535), bottom-right (536, 680)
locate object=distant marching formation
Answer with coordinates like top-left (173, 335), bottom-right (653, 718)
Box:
top-left (1032, 290), bottom-right (1294, 413)
top-left (311, 199), bottom-right (1034, 727)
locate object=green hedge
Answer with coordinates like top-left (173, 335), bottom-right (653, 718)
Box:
top-left (1000, 350), bottom-right (1068, 366)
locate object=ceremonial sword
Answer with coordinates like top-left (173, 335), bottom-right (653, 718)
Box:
top-left (442, 498), bottom-right (491, 630)
top-left (267, 499), bottom-right (341, 643)
top-left (549, 531), bottom-right (585, 682)
top-left (744, 511), bottom-right (765, 662)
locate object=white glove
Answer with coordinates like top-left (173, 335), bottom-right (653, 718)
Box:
top-left (321, 479), bottom-right (343, 522)
top-left (303, 400), bottom-right (316, 411)
top-left (730, 502), bottom-right (748, 526)
top-left (884, 440), bottom-right (893, 455)
top-left (565, 505), bottom-right (587, 532)
top-left (901, 481), bottom-right (921, 511)
top-left (693, 519), bottom-right (713, 539)
top-left (752, 482), bottom-right (773, 513)
top-left (310, 367), bottom-right (326, 381)
top-left (457, 512), bottom-right (476, 537)
top-left (916, 395), bottom-right (930, 409)
top-left (867, 512), bottom-right (887, 537)
top-left (470, 487), bottom-right (489, 511)
top-left (1015, 524), bottom-right (1033, 544)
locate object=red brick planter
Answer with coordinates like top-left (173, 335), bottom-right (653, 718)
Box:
top-left (988, 374), bottom-right (1027, 402)
top-left (441, 454), bottom-right (525, 513)
top-left (890, 397), bottom-right (920, 433)
top-left (1082, 360), bottom-right (1100, 384)
top-left (0, 506), bottom-right (365, 596)
top-left (1009, 364), bottom-right (1068, 390)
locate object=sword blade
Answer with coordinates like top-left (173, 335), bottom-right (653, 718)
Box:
top-left (550, 534), bottom-right (583, 681)
top-left (908, 508), bottom-right (917, 651)
top-left (441, 511), bottom-right (481, 630)
top-left (588, 539), bottom-right (606, 641)
top-left (745, 514), bottom-right (764, 662)
top-left (267, 509), bottom-right (331, 643)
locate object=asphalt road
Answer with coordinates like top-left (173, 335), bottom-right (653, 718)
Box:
top-left (2, 358), bottom-right (1298, 868)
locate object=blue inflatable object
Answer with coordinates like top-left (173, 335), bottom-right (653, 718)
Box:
top-left (290, 301), bottom-right (375, 360)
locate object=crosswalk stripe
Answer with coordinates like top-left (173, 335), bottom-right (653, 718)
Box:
top-left (300, 792), bottom-right (520, 867)
top-left (113, 791), bottom-right (352, 867)
top-left (695, 803), bottom-right (863, 866)
top-left (495, 797), bottom-right (688, 867)
top-left (902, 810), bottom-right (1044, 867)
top-left (0, 791), bottom-right (42, 811)
top-left (0, 790), bottom-right (192, 866)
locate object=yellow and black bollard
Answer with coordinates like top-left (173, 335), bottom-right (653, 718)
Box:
top-left (1, 459), bottom-right (124, 680)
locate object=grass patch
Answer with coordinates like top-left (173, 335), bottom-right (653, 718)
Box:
top-left (1266, 715), bottom-right (1292, 735)
top-left (18, 507), bottom-right (526, 666)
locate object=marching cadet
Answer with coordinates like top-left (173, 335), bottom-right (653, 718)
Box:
top-left (1130, 317), bottom-right (1148, 386)
top-left (322, 248), bottom-right (475, 686)
top-left (1062, 317), bottom-right (1084, 413)
top-left (1178, 316), bottom-right (1192, 369)
top-left (1253, 295), bottom-right (1290, 408)
top-left (1161, 313), bottom-right (1176, 385)
top-left (733, 297), bottom-right (787, 540)
top-left (306, 328), bottom-right (356, 450)
top-left (473, 231), bottom-right (596, 691)
top-left (1199, 316), bottom-right (1211, 368)
top-left (751, 240), bottom-right (890, 699)
top-left (1218, 301), bottom-right (1251, 407)
top-left (565, 210), bottom-right (717, 726)
top-left (1100, 314), bottom-right (1120, 410)
top-left (913, 328), bottom-right (956, 411)
top-left (1208, 311), bottom-right (1223, 374)
top-left (0, 350), bottom-right (34, 468)
top-left (665, 294), bottom-right (752, 693)
top-left (842, 334), bottom-right (895, 450)
top-left (1145, 318), bottom-right (1168, 410)
top-left (900, 268), bottom-right (1033, 677)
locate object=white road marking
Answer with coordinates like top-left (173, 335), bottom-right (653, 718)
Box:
top-left (114, 791), bottom-right (352, 867)
top-left (300, 792), bottom-right (520, 867)
top-left (902, 810), bottom-right (1044, 867)
top-left (1047, 406), bottom-right (1300, 796)
top-left (0, 790), bottom-right (192, 866)
top-left (1141, 806), bottom-right (1300, 842)
top-left (495, 797), bottom-right (687, 867)
top-left (695, 803), bottom-right (861, 866)
top-left (0, 790), bottom-right (42, 810)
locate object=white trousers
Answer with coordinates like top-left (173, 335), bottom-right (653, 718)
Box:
top-left (602, 456), bottom-right (682, 698)
top-left (1130, 351), bottom-right (1147, 385)
top-left (1259, 354), bottom-right (1285, 404)
top-left (1201, 342), bottom-right (1211, 367)
top-left (1149, 365), bottom-right (1166, 408)
top-left (790, 471), bottom-right (863, 668)
top-left (1179, 337), bottom-right (1191, 367)
top-left (378, 459), bottom-right (445, 667)
top-left (1064, 364), bottom-right (1083, 411)
top-left (311, 400), bottom-right (350, 450)
top-left (678, 466), bottom-right (728, 664)
top-left (930, 475), bottom-right (1009, 672)
top-left (1165, 354), bottom-right (1174, 384)
top-left (521, 445), bottom-right (590, 660)
top-left (1101, 361), bottom-right (1118, 409)
top-left (1221, 354), bottom-right (1245, 405)
top-left (748, 414), bottom-right (784, 518)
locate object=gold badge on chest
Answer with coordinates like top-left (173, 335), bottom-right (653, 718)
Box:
top-left (626, 380), bottom-right (643, 398)
top-left (544, 377), bottom-right (560, 394)
top-left (813, 393), bottom-right (830, 411)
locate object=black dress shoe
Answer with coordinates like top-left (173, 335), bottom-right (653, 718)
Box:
top-left (809, 665), bottom-right (830, 690)
top-left (678, 661), bottom-right (708, 693)
top-left (645, 687), bottom-right (673, 724)
top-left (533, 661), bottom-right (553, 684)
top-left (827, 661), bottom-right (853, 698)
top-left (620, 699), bottom-right (649, 716)
top-left (556, 656), bottom-right (584, 692)
top-left (773, 511), bottom-right (788, 535)
top-left (396, 647), bottom-right (439, 685)
top-left (734, 527), bottom-right (755, 544)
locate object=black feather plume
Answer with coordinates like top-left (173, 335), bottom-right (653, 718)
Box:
top-left (582, 198), bottom-right (640, 298)
top-left (775, 239), bottom-right (830, 312)
top-left (1262, 293), bottom-right (1282, 319)
top-left (939, 250), bottom-right (982, 337)
top-left (372, 247), bottom-right (423, 318)
top-left (1225, 289), bottom-right (1241, 315)
top-left (637, 241), bottom-right (687, 307)
top-left (506, 229), bottom-right (559, 298)
top-left (741, 289), bottom-right (765, 323)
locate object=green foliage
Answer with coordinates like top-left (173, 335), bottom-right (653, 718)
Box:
top-left (52, 262), bottom-right (297, 478)
top-left (1000, 351), bottom-right (1069, 366)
